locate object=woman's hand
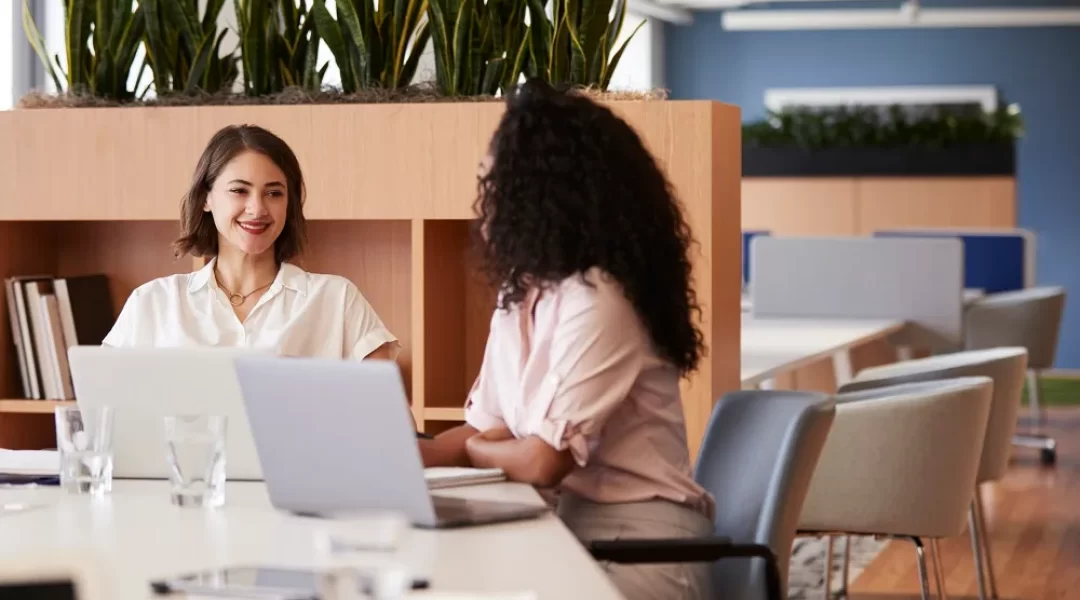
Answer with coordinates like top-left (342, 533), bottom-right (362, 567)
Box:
top-left (466, 428), bottom-right (575, 488)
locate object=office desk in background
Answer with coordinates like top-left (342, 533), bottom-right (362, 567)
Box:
top-left (742, 315), bottom-right (905, 390)
top-left (740, 289), bottom-right (985, 313)
top-left (0, 481), bottom-right (624, 600)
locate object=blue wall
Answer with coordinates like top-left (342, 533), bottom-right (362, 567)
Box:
top-left (666, 15), bottom-right (1080, 368)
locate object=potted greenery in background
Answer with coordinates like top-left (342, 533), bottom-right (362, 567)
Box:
top-left (742, 103), bottom-right (1024, 177)
top-left (18, 0), bottom-right (648, 106)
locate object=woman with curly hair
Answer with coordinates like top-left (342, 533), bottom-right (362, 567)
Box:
top-left (420, 79), bottom-right (715, 598)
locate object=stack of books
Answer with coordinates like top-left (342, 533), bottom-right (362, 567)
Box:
top-left (3, 274), bottom-right (113, 400)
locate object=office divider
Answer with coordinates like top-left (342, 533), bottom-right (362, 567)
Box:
top-left (873, 228), bottom-right (1034, 294)
top-left (749, 237), bottom-right (966, 353)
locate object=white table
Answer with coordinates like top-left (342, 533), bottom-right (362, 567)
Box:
top-left (741, 315), bottom-right (905, 388)
top-left (740, 288), bottom-right (985, 312)
top-left (0, 480), bottom-right (623, 600)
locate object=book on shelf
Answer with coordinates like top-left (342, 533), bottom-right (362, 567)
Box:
top-left (3, 274), bottom-right (114, 401)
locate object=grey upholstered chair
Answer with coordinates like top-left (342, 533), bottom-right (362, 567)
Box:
top-left (965, 286), bottom-right (1067, 465)
top-left (839, 347), bottom-right (1028, 600)
top-left (588, 390), bottom-right (836, 600)
top-left (799, 377), bottom-right (995, 600)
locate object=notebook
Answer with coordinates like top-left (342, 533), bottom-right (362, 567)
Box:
top-left (0, 449), bottom-right (60, 485)
top-left (423, 467), bottom-right (506, 490)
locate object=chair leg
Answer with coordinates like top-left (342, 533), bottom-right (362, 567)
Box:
top-left (969, 500), bottom-right (990, 600)
top-left (930, 538), bottom-right (948, 600)
top-left (1027, 369), bottom-right (1044, 427)
top-left (910, 536), bottom-right (932, 600)
top-left (974, 487), bottom-right (999, 600)
top-left (824, 535), bottom-right (834, 600)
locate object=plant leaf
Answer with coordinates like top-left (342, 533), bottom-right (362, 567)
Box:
top-left (312, 0), bottom-right (354, 91)
top-left (184, 32), bottom-right (215, 93)
top-left (21, 0), bottom-right (66, 90)
top-left (452, 0), bottom-right (474, 96)
top-left (428, 0), bottom-right (453, 94)
top-left (525, 0), bottom-right (551, 80)
top-left (601, 17), bottom-right (643, 90)
top-left (336, 0), bottom-right (371, 86)
top-left (400, 20), bottom-right (430, 87)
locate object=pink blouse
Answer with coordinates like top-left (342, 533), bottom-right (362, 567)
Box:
top-left (464, 268), bottom-right (716, 519)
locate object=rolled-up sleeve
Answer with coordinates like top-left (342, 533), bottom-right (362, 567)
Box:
top-left (344, 284), bottom-right (400, 360)
top-left (526, 287), bottom-right (644, 467)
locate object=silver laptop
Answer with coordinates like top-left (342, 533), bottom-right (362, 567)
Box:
top-left (232, 356), bottom-right (550, 529)
top-left (68, 346), bottom-right (267, 481)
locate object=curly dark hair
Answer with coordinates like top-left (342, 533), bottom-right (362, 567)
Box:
top-left (474, 79), bottom-right (705, 375)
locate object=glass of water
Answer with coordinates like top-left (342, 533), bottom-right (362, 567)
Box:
top-left (54, 405), bottom-right (114, 496)
top-left (163, 415), bottom-right (227, 508)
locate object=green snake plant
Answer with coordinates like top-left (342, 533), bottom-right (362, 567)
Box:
top-left (311, 0), bottom-right (431, 92)
top-left (427, 0), bottom-right (528, 96)
top-left (141, 0), bottom-right (240, 96)
top-left (235, 0), bottom-right (325, 96)
top-left (21, 0), bottom-right (148, 101)
top-left (526, 0), bottom-right (644, 91)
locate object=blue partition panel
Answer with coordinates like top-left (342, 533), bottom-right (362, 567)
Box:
top-left (743, 230), bottom-right (770, 286)
top-left (873, 230), bottom-right (1028, 294)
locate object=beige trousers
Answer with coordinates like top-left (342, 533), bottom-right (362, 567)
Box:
top-left (557, 493), bottom-right (715, 600)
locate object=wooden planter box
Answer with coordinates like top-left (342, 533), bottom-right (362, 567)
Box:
top-left (0, 101), bottom-right (742, 457)
top-left (743, 142), bottom-right (1015, 177)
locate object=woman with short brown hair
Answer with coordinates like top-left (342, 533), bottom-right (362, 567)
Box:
top-left (104, 124), bottom-right (398, 361)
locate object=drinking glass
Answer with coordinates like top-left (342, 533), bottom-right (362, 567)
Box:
top-left (54, 405), bottom-right (114, 496)
top-left (163, 415), bottom-right (227, 508)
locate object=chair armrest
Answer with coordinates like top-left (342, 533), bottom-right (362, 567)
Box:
top-left (588, 536), bottom-right (733, 563)
top-left (587, 537), bottom-right (782, 600)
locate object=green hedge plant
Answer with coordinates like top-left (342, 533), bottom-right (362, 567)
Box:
top-left (743, 104), bottom-right (1025, 149)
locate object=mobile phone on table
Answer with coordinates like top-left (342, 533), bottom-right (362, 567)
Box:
top-left (149, 565), bottom-right (428, 598)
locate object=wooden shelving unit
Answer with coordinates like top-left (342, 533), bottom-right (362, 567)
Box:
top-left (0, 101), bottom-right (742, 457)
top-left (0, 400), bottom-right (75, 414)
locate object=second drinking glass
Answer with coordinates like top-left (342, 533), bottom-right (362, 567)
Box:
top-left (163, 415), bottom-right (228, 508)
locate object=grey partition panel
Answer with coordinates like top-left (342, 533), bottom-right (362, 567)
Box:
top-left (750, 237), bottom-right (965, 352)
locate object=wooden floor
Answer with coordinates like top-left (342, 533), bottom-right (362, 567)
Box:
top-left (848, 407), bottom-right (1080, 600)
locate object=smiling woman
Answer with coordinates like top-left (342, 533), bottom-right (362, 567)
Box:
top-left (101, 124), bottom-right (399, 362)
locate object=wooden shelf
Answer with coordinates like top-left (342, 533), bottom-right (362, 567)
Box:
top-left (0, 101), bottom-right (743, 457)
top-left (0, 399), bottom-right (74, 414)
top-left (424, 407), bottom-right (465, 422)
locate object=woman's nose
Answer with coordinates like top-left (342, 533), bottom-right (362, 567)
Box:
top-left (245, 195), bottom-right (269, 216)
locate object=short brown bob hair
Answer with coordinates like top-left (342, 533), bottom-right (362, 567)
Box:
top-left (172, 124), bottom-right (307, 263)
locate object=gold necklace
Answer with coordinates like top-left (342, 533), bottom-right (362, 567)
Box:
top-left (214, 269), bottom-right (274, 307)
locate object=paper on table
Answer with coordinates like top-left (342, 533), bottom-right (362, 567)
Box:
top-left (0, 449), bottom-right (59, 476)
top-left (424, 467), bottom-right (506, 490)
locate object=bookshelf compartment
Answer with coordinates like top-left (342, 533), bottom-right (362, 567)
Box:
top-left (299, 220), bottom-right (413, 394)
top-left (2, 221), bottom-right (194, 400)
top-left (419, 220), bottom-right (494, 422)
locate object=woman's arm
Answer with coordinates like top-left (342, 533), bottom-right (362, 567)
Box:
top-left (465, 428), bottom-right (575, 488)
top-left (418, 424), bottom-right (480, 467)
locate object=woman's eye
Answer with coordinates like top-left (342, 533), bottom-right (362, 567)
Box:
top-left (267, 190), bottom-right (285, 198)
top-left (229, 188), bottom-right (247, 195)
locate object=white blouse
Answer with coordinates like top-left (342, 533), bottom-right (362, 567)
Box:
top-left (102, 258), bottom-right (399, 360)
